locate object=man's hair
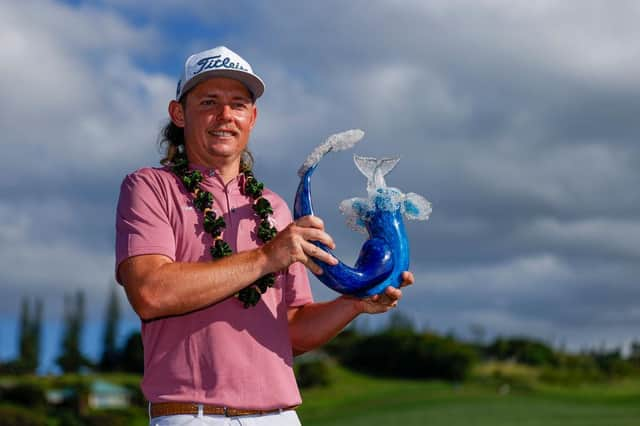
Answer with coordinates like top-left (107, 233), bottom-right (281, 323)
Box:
top-left (158, 97), bottom-right (255, 171)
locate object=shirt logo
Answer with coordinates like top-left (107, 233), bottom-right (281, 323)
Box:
top-left (193, 55), bottom-right (248, 75)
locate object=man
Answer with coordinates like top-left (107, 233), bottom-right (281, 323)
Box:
top-left (115, 46), bottom-right (414, 426)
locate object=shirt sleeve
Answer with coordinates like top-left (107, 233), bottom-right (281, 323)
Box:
top-left (115, 169), bottom-right (176, 284)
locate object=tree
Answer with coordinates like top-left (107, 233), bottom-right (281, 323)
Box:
top-left (386, 310), bottom-right (416, 333)
top-left (14, 297), bottom-right (42, 373)
top-left (57, 291), bottom-right (91, 373)
top-left (18, 298), bottom-right (30, 363)
top-left (32, 298), bottom-right (43, 371)
top-left (99, 287), bottom-right (121, 371)
top-left (120, 331), bottom-right (144, 374)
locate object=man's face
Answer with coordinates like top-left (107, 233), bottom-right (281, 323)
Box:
top-left (176, 77), bottom-right (257, 167)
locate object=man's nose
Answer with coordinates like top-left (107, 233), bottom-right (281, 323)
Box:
top-left (217, 104), bottom-right (233, 120)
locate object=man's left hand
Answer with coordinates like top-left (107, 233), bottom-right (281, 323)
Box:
top-left (347, 271), bottom-right (414, 314)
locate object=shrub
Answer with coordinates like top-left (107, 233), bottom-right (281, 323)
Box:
top-left (295, 359), bottom-right (331, 388)
top-left (336, 330), bottom-right (477, 381)
top-left (539, 366), bottom-right (603, 385)
top-left (2, 383), bottom-right (47, 408)
top-left (54, 410), bottom-right (85, 426)
top-left (124, 383), bottom-right (146, 407)
top-left (486, 337), bottom-right (557, 366)
top-left (0, 405), bottom-right (47, 426)
top-left (324, 329), bottom-right (362, 360)
top-left (590, 349), bottom-right (634, 378)
top-left (83, 411), bottom-right (129, 426)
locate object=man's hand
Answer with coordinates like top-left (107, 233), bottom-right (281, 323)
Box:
top-left (262, 215), bottom-right (338, 274)
top-left (347, 271), bottom-right (415, 314)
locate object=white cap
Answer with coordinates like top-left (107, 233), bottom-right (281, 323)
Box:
top-left (175, 46), bottom-right (265, 101)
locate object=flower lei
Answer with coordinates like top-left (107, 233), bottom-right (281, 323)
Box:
top-left (171, 152), bottom-right (278, 308)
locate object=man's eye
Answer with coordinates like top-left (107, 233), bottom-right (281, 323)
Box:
top-left (232, 102), bottom-right (248, 109)
top-left (201, 100), bottom-right (215, 105)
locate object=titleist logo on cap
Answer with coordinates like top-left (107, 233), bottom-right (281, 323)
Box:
top-left (176, 46), bottom-right (265, 101)
top-left (193, 55), bottom-right (249, 75)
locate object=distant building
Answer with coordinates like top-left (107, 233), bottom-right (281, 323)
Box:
top-left (46, 379), bottom-right (131, 410)
top-left (88, 379), bottom-right (131, 409)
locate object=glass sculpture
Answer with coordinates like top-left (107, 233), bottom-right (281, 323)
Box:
top-left (294, 129), bottom-right (431, 297)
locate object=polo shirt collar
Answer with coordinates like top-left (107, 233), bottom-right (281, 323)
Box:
top-left (188, 163), bottom-right (247, 195)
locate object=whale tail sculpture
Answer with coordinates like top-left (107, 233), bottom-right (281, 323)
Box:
top-left (294, 129), bottom-right (431, 297)
top-left (354, 155), bottom-right (400, 194)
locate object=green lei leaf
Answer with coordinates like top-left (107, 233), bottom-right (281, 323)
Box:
top-left (210, 239), bottom-right (232, 258)
top-left (172, 155), bottom-right (189, 176)
top-left (244, 178), bottom-right (264, 198)
top-left (255, 273), bottom-right (276, 293)
top-left (194, 191), bottom-right (213, 211)
top-left (203, 211), bottom-right (226, 237)
top-left (171, 153), bottom-right (279, 308)
top-left (182, 170), bottom-right (203, 192)
top-left (253, 197), bottom-right (273, 219)
top-left (258, 219), bottom-right (277, 242)
top-left (238, 287), bottom-right (261, 308)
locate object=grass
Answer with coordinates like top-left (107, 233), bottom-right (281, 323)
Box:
top-left (297, 364), bottom-right (640, 426)
top-left (3, 363), bottom-right (640, 425)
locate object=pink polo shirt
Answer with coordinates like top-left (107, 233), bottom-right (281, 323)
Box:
top-left (115, 165), bottom-right (313, 409)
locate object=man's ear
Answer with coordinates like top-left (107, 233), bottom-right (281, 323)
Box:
top-left (168, 100), bottom-right (185, 127)
top-left (249, 105), bottom-right (258, 130)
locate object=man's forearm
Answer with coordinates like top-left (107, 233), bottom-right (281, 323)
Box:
top-left (122, 249), bottom-right (273, 320)
top-left (288, 297), bottom-right (362, 355)
top-left (287, 275), bottom-right (413, 354)
top-left (121, 215), bottom-right (340, 321)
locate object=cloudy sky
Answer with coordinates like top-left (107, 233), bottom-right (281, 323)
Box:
top-left (1, 0), bottom-right (639, 371)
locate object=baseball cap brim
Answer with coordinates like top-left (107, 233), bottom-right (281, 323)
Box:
top-left (178, 69), bottom-right (265, 101)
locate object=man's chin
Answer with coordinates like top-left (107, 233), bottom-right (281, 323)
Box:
top-left (206, 147), bottom-right (244, 160)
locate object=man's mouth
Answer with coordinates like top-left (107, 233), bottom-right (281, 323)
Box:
top-left (208, 129), bottom-right (236, 137)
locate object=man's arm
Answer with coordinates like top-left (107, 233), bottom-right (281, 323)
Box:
top-left (120, 215), bottom-right (337, 321)
top-left (287, 272), bottom-right (415, 355)
top-left (120, 250), bottom-right (270, 320)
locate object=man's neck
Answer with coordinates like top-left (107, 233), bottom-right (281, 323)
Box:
top-left (214, 160), bottom-right (242, 185)
top-left (188, 154), bottom-right (241, 185)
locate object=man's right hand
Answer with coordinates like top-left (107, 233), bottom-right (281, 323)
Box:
top-left (262, 215), bottom-right (338, 275)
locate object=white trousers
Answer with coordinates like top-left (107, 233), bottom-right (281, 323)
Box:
top-left (150, 410), bottom-right (301, 426)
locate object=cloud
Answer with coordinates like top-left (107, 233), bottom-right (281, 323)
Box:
top-left (1, 0), bottom-right (639, 356)
top-left (0, 0), bottom-right (173, 320)
top-left (519, 217), bottom-right (640, 259)
top-left (0, 0), bottom-right (173, 175)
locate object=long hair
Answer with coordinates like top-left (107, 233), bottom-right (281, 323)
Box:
top-left (158, 121), bottom-right (255, 171)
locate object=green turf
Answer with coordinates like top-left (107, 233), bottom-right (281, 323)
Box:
top-left (297, 366), bottom-right (640, 426)
top-left (3, 366), bottom-right (639, 425)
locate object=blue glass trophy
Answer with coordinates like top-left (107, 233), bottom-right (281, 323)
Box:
top-left (294, 130), bottom-right (431, 297)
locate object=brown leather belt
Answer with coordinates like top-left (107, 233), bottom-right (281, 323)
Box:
top-left (150, 402), bottom-right (298, 418)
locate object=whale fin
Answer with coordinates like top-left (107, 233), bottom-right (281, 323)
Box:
top-left (298, 129), bottom-right (365, 177)
top-left (354, 155), bottom-right (400, 193)
top-left (339, 197), bottom-right (369, 234)
top-left (402, 192), bottom-right (432, 221)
